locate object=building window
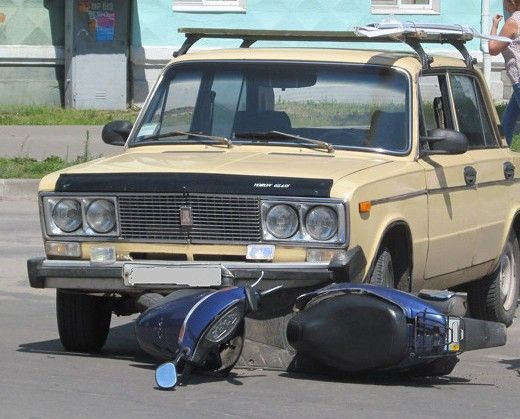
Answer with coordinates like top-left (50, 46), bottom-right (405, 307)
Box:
top-left (371, 0), bottom-right (440, 15)
top-left (173, 0), bottom-right (247, 13)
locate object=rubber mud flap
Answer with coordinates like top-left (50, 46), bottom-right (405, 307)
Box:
top-left (287, 293), bottom-right (408, 373)
top-left (462, 317), bottom-right (507, 352)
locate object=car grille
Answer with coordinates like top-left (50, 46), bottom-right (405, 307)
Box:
top-left (117, 194), bottom-right (262, 243)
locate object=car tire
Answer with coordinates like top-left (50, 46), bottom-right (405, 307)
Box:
top-left (370, 247), bottom-right (395, 288)
top-left (56, 290), bottom-right (112, 352)
top-left (467, 231), bottom-right (520, 327)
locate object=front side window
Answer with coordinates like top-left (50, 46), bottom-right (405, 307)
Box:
top-left (419, 74), bottom-right (453, 134)
top-left (371, 0), bottom-right (440, 14)
top-left (132, 62), bottom-right (411, 154)
top-left (450, 74), bottom-right (496, 149)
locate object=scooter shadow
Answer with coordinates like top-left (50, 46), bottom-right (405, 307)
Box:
top-left (17, 323), bottom-right (497, 388)
top-left (277, 370), bottom-right (493, 388)
top-left (18, 322), bottom-right (156, 365)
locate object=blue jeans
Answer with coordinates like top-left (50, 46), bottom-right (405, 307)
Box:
top-left (502, 82), bottom-right (520, 146)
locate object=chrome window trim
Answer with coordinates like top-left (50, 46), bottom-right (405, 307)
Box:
top-left (127, 60), bottom-right (413, 157)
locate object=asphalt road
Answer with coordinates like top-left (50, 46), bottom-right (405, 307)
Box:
top-left (1, 199), bottom-right (520, 419)
top-left (0, 125), bottom-right (117, 160)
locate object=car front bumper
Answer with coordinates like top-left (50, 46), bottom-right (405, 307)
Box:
top-left (27, 247), bottom-right (366, 293)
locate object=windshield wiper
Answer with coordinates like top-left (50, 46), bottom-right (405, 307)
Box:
top-left (234, 130), bottom-right (334, 154)
top-left (139, 130), bottom-right (233, 148)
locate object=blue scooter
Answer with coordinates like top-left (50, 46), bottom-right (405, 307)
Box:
top-left (136, 278), bottom-right (506, 389)
top-left (135, 273), bottom-right (280, 389)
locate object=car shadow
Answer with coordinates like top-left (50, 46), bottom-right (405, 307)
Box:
top-left (499, 358), bottom-right (520, 374)
top-left (18, 322), bottom-right (155, 365)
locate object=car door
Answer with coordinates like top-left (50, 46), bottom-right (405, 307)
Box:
top-left (418, 73), bottom-right (478, 282)
top-left (449, 72), bottom-right (511, 266)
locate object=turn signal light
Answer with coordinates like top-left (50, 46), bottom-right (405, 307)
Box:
top-left (359, 201), bottom-right (372, 214)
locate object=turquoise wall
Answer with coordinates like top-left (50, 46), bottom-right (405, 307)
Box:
top-left (133, 0), bottom-right (505, 51)
top-left (0, 0), bottom-right (64, 46)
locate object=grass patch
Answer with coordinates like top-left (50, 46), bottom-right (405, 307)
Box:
top-left (0, 106), bottom-right (139, 125)
top-left (0, 155), bottom-right (88, 179)
top-left (511, 135), bottom-right (520, 152)
top-left (0, 133), bottom-right (96, 179)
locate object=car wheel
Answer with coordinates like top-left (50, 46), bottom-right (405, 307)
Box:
top-left (56, 290), bottom-right (112, 352)
top-left (467, 231), bottom-right (520, 327)
top-left (370, 247), bottom-right (395, 288)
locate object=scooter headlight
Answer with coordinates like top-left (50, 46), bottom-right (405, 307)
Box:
top-left (205, 303), bottom-right (244, 343)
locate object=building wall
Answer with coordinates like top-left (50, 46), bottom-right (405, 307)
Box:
top-left (0, 0), bottom-right (510, 107)
top-left (131, 0), bottom-right (507, 105)
top-left (0, 0), bottom-right (65, 106)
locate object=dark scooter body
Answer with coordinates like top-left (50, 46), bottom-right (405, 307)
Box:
top-left (287, 283), bottom-right (506, 374)
top-left (136, 282), bottom-right (507, 388)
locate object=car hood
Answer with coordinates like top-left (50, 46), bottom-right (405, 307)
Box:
top-left (40, 146), bottom-right (391, 192)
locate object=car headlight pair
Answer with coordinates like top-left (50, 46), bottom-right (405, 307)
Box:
top-left (43, 196), bottom-right (117, 236)
top-left (262, 201), bottom-right (346, 244)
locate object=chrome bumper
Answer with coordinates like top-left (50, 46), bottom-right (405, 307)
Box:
top-left (27, 247), bottom-right (365, 293)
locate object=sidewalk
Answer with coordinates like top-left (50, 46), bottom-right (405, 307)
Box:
top-left (0, 125), bottom-right (119, 160)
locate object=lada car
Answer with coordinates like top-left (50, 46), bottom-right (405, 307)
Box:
top-left (28, 28), bottom-right (520, 353)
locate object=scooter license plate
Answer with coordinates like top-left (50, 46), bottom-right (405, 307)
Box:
top-left (123, 264), bottom-right (222, 287)
top-left (447, 317), bottom-right (462, 352)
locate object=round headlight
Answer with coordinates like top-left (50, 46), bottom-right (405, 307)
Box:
top-left (205, 304), bottom-right (243, 343)
top-left (86, 199), bottom-right (116, 233)
top-left (266, 204), bottom-right (299, 239)
top-left (305, 206), bottom-right (338, 241)
top-left (52, 199), bottom-right (82, 233)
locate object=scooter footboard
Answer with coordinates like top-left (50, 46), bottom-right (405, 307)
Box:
top-left (236, 287), bottom-right (302, 370)
top-left (237, 291), bottom-right (410, 372)
top-left (462, 317), bottom-right (506, 351)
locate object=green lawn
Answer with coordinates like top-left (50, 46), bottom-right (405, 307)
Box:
top-left (0, 106), bottom-right (139, 125)
top-left (0, 156), bottom-right (87, 179)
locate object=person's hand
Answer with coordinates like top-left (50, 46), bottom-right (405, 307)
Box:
top-left (493, 14), bottom-right (503, 27)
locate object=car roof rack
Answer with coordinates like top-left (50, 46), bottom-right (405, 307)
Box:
top-left (174, 24), bottom-right (510, 70)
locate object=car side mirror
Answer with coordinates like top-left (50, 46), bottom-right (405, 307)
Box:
top-left (102, 120), bottom-right (133, 146)
top-left (420, 128), bottom-right (469, 156)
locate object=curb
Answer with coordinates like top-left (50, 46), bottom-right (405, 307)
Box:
top-left (0, 179), bottom-right (39, 201)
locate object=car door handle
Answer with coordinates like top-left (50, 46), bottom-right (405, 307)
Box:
top-left (504, 161), bottom-right (515, 181)
top-left (464, 166), bottom-right (477, 187)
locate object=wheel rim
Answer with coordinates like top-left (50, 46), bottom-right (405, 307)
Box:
top-left (499, 244), bottom-right (517, 311)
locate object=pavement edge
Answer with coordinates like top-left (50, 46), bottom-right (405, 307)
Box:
top-left (0, 179), bottom-right (39, 201)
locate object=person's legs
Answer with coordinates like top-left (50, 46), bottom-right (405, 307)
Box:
top-left (502, 83), bottom-right (520, 146)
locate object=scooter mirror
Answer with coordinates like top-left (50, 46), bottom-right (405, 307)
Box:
top-left (155, 362), bottom-right (178, 390)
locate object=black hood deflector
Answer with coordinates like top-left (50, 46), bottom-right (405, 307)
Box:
top-left (55, 173), bottom-right (333, 197)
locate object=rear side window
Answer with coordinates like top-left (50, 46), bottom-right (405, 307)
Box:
top-left (450, 74), bottom-right (496, 149)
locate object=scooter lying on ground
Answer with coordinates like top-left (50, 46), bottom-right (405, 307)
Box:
top-left (135, 273), bottom-right (281, 389)
top-left (135, 277), bottom-right (507, 389)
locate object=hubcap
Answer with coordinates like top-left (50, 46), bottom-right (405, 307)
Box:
top-left (499, 244), bottom-right (517, 311)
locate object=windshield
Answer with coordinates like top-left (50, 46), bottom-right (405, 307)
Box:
top-left (131, 62), bottom-right (410, 154)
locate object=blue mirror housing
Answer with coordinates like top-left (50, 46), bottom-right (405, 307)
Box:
top-left (155, 362), bottom-right (177, 390)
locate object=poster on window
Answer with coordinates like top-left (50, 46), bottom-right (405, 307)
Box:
top-left (94, 11), bottom-right (115, 41)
